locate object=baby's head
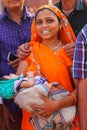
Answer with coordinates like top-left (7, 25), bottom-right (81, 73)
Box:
top-left (3, 74), bottom-right (18, 80)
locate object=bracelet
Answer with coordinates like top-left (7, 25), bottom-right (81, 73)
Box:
top-left (68, 93), bottom-right (76, 105)
top-left (71, 93), bottom-right (76, 105)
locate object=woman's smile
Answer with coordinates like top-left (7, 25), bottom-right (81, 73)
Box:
top-left (41, 30), bottom-right (50, 35)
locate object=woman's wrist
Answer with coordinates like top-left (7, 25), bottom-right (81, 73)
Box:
top-left (67, 93), bottom-right (76, 105)
top-left (55, 93), bottom-right (76, 110)
top-left (55, 100), bottom-right (61, 111)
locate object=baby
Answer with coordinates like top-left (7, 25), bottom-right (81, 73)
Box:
top-left (0, 72), bottom-right (46, 99)
top-left (0, 72), bottom-right (76, 129)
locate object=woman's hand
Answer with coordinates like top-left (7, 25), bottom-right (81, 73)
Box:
top-left (17, 43), bottom-right (31, 60)
top-left (31, 95), bottom-right (60, 118)
top-left (63, 42), bottom-right (75, 59)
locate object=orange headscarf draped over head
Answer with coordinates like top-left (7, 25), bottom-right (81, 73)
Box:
top-left (31, 5), bottom-right (76, 45)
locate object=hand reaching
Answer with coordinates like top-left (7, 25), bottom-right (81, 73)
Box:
top-left (17, 43), bottom-right (31, 60)
top-left (31, 94), bottom-right (60, 118)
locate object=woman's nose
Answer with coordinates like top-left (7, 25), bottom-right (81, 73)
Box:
top-left (42, 22), bottom-right (48, 27)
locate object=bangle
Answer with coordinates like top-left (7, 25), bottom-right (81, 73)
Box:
top-left (68, 93), bottom-right (76, 105)
top-left (71, 93), bottom-right (76, 105)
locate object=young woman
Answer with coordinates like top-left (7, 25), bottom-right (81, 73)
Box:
top-left (16, 4), bottom-right (79, 130)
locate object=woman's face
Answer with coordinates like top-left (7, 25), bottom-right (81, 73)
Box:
top-left (35, 9), bottom-right (59, 41)
top-left (2, 0), bottom-right (24, 10)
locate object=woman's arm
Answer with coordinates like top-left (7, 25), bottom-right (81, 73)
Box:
top-left (16, 60), bottom-right (29, 75)
top-left (31, 67), bottom-right (78, 118)
top-left (31, 89), bottom-right (76, 118)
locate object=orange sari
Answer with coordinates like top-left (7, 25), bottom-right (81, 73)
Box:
top-left (22, 4), bottom-right (78, 130)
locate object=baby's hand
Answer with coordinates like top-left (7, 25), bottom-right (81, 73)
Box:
top-left (27, 71), bottom-right (35, 78)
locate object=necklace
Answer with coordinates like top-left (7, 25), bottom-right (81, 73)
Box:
top-left (52, 41), bottom-right (62, 51)
top-left (62, 8), bottom-right (74, 14)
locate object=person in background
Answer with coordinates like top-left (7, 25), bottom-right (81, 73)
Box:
top-left (53, 0), bottom-right (87, 60)
top-left (55, 0), bottom-right (87, 129)
top-left (27, 6), bottom-right (36, 17)
top-left (83, 0), bottom-right (87, 6)
top-left (0, 0), bottom-right (33, 130)
top-left (0, 98), bottom-right (5, 130)
top-left (55, 0), bottom-right (87, 37)
top-left (72, 24), bottom-right (87, 130)
top-left (16, 4), bottom-right (78, 130)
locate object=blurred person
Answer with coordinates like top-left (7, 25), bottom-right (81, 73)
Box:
top-left (0, 0), bottom-right (33, 130)
top-left (72, 24), bottom-right (87, 130)
top-left (16, 4), bottom-right (78, 130)
top-left (55, 0), bottom-right (87, 37)
top-left (55, 0), bottom-right (87, 128)
top-left (0, 99), bottom-right (5, 130)
top-left (28, 6), bottom-right (36, 17)
top-left (54, 0), bottom-right (87, 59)
top-left (83, 0), bottom-right (87, 6)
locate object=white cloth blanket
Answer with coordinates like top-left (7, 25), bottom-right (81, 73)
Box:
top-left (14, 83), bottom-right (76, 129)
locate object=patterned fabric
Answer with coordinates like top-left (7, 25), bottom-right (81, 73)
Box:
top-left (26, 44), bottom-right (73, 92)
top-left (30, 115), bottom-right (73, 130)
top-left (13, 81), bottom-right (75, 130)
top-left (72, 24), bottom-right (87, 78)
top-left (0, 6), bottom-right (33, 112)
top-left (29, 83), bottom-right (76, 130)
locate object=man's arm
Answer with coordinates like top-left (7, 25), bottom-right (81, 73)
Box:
top-left (78, 78), bottom-right (87, 130)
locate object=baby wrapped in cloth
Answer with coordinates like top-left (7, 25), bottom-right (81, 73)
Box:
top-left (14, 75), bottom-right (76, 130)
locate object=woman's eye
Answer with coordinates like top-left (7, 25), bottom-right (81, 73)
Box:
top-left (36, 20), bottom-right (42, 25)
top-left (47, 19), bottom-right (54, 23)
